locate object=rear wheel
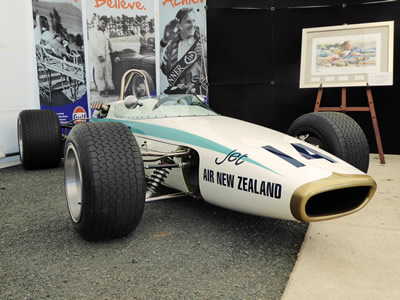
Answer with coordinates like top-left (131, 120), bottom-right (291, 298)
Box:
top-left (64, 122), bottom-right (146, 240)
top-left (287, 112), bottom-right (370, 173)
top-left (17, 109), bottom-right (62, 169)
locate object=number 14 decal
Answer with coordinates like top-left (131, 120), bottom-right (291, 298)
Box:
top-left (263, 143), bottom-right (336, 168)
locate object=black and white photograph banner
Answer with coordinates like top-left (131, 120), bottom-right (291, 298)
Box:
top-left (159, 0), bottom-right (208, 99)
top-left (86, 0), bottom-right (156, 103)
top-left (32, 0), bottom-right (89, 124)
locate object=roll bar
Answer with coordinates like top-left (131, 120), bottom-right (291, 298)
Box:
top-left (119, 69), bottom-right (151, 100)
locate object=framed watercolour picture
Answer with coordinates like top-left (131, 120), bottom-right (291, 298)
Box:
top-left (299, 21), bottom-right (394, 88)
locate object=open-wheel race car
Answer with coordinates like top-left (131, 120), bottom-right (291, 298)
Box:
top-left (17, 70), bottom-right (376, 240)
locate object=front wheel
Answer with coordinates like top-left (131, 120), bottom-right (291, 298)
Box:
top-left (287, 112), bottom-right (370, 173)
top-left (64, 122), bottom-right (146, 240)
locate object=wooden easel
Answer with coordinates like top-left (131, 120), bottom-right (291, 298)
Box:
top-left (314, 84), bottom-right (385, 164)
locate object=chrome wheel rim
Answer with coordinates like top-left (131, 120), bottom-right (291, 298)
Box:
top-left (65, 143), bottom-right (83, 223)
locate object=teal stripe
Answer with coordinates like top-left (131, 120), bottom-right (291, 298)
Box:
top-left (92, 118), bottom-right (279, 175)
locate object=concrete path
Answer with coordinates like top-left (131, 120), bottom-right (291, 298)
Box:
top-left (282, 154), bottom-right (400, 300)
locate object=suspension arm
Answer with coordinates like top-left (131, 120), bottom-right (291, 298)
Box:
top-left (144, 162), bottom-right (189, 169)
top-left (142, 150), bottom-right (190, 162)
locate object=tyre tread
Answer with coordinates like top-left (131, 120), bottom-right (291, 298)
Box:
top-left (66, 122), bottom-right (145, 240)
top-left (18, 109), bottom-right (62, 169)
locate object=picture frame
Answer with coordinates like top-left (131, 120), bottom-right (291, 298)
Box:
top-left (299, 21), bottom-right (394, 88)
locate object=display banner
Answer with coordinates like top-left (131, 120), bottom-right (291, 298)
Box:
top-left (86, 0), bottom-right (156, 103)
top-left (159, 0), bottom-right (208, 99)
top-left (32, 0), bottom-right (89, 124)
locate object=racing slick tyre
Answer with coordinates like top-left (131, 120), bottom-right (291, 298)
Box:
top-left (64, 122), bottom-right (146, 240)
top-left (17, 109), bottom-right (62, 170)
top-left (287, 112), bottom-right (369, 173)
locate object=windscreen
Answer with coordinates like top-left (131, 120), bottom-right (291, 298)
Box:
top-left (115, 94), bottom-right (218, 120)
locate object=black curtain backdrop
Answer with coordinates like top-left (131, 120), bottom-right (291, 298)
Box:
top-left (207, 0), bottom-right (400, 154)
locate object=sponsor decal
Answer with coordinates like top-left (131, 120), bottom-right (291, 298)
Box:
top-left (72, 106), bottom-right (87, 124)
top-left (215, 149), bottom-right (248, 166)
top-left (203, 168), bottom-right (282, 199)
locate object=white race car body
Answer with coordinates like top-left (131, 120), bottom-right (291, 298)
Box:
top-left (15, 70), bottom-right (377, 240)
top-left (92, 92), bottom-right (376, 223)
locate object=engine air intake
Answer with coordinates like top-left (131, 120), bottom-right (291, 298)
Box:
top-left (305, 186), bottom-right (371, 217)
top-left (291, 173), bottom-right (376, 222)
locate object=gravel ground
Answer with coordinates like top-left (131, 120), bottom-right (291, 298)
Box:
top-left (0, 164), bottom-right (307, 300)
